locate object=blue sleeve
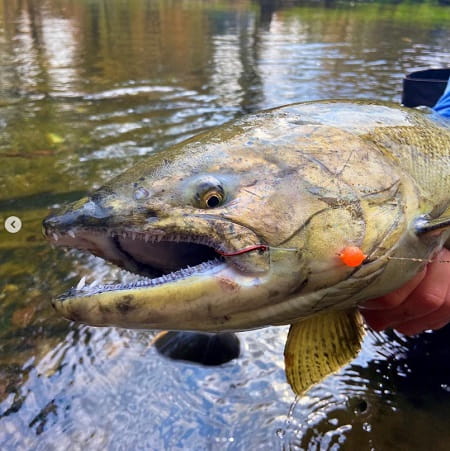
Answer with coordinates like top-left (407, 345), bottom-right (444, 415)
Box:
top-left (433, 78), bottom-right (450, 118)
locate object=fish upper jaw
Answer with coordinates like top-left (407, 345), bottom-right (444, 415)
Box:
top-left (43, 215), bottom-right (270, 276)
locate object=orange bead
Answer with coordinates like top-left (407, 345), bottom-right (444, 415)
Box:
top-left (339, 246), bottom-right (366, 267)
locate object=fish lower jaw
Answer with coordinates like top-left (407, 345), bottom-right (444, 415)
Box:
top-left (61, 258), bottom-right (227, 300)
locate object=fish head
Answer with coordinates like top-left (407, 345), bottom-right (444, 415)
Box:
top-left (43, 107), bottom-right (423, 331)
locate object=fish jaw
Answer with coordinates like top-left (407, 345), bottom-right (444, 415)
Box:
top-left (50, 253), bottom-right (305, 331)
top-left (43, 196), bottom-right (307, 330)
top-left (44, 217), bottom-right (308, 331)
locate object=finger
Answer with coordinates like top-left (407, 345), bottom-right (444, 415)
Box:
top-left (394, 288), bottom-right (450, 335)
top-left (361, 249), bottom-right (450, 331)
top-left (361, 267), bottom-right (427, 311)
top-left (426, 318), bottom-right (450, 331)
top-left (363, 262), bottom-right (447, 331)
top-left (385, 252), bottom-right (450, 328)
top-left (361, 269), bottom-right (427, 331)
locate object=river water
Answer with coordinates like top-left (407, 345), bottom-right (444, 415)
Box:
top-left (1, 0), bottom-right (450, 449)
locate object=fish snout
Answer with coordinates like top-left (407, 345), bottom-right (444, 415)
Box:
top-left (43, 196), bottom-right (112, 240)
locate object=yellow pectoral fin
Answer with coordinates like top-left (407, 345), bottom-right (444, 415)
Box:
top-left (284, 309), bottom-right (365, 395)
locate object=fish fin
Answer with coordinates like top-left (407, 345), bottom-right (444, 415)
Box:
top-left (284, 309), bottom-right (365, 395)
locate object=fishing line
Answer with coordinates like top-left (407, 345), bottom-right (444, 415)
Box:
top-left (217, 245), bottom-right (450, 265)
top-left (386, 256), bottom-right (450, 264)
top-left (216, 245), bottom-right (269, 256)
top-left (216, 245), bottom-right (297, 257)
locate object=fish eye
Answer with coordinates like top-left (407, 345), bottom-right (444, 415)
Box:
top-left (203, 190), bottom-right (223, 208)
top-left (194, 177), bottom-right (225, 209)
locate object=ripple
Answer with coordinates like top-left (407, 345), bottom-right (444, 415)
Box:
top-left (84, 85), bottom-right (179, 101)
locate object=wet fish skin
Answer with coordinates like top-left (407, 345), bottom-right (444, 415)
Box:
top-left (43, 100), bottom-right (450, 394)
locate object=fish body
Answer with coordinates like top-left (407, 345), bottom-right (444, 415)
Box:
top-left (44, 100), bottom-right (450, 393)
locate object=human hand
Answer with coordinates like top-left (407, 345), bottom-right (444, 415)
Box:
top-left (360, 248), bottom-right (450, 336)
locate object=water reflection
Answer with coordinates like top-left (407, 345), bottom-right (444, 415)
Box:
top-left (283, 329), bottom-right (450, 450)
top-left (41, 15), bottom-right (79, 95)
top-left (258, 4), bottom-right (450, 107)
top-left (0, 0), bottom-right (450, 448)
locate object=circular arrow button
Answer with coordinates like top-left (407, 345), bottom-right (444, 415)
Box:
top-left (5, 216), bottom-right (22, 233)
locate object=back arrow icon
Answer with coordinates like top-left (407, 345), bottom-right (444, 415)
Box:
top-left (5, 216), bottom-right (22, 233)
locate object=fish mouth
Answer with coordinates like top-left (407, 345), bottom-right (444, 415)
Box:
top-left (46, 225), bottom-right (266, 301)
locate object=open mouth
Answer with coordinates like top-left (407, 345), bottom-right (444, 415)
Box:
top-left (114, 232), bottom-right (221, 276)
top-left (52, 228), bottom-right (229, 299)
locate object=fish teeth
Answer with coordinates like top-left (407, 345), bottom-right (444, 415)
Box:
top-left (52, 233), bottom-right (59, 242)
top-left (144, 235), bottom-right (150, 243)
top-left (68, 230), bottom-right (76, 238)
top-left (132, 232), bottom-right (137, 240)
top-left (76, 276), bottom-right (86, 291)
top-left (88, 279), bottom-right (99, 288)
